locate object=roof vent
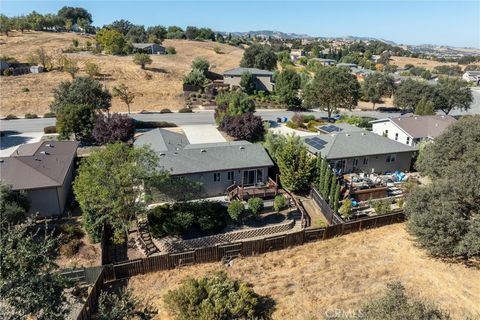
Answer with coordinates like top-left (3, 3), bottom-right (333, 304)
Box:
top-left (45, 143), bottom-right (53, 147)
top-left (345, 134), bottom-right (350, 137)
top-left (34, 157), bottom-right (41, 161)
top-left (40, 151), bottom-right (49, 155)
top-left (200, 149), bottom-right (207, 153)
top-left (239, 146), bottom-right (245, 150)
top-left (361, 132), bottom-right (366, 136)
top-left (414, 117), bottom-right (418, 120)
top-left (159, 153), bottom-right (165, 156)
top-left (0, 159), bottom-right (4, 163)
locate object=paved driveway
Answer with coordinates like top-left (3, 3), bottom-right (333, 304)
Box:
top-left (181, 125), bottom-right (226, 144)
top-left (0, 132), bottom-right (44, 157)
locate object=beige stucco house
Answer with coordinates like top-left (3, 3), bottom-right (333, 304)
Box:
top-left (223, 67), bottom-right (275, 92)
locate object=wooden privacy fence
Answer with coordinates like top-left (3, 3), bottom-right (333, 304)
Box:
top-left (75, 211), bottom-right (404, 319)
top-left (310, 187), bottom-right (344, 225)
top-left (107, 211), bottom-right (405, 280)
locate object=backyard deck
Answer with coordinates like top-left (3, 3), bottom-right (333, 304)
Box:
top-left (226, 177), bottom-right (279, 201)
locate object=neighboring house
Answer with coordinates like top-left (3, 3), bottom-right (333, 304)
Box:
top-left (370, 115), bottom-right (457, 146)
top-left (290, 49), bottom-right (305, 62)
top-left (351, 67), bottom-right (374, 80)
top-left (223, 67), bottom-right (275, 92)
top-left (134, 129), bottom-right (274, 197)
top-left (303, 132), bottom-right (417, 174)
top-left (310, 58), bottom-right (336, 66)
top-left (462, 71), bottom-right (480, 85)
top-left (0, 141), bottom-right (79, 217)
top-left (132, 43), bottom-right (166, 54)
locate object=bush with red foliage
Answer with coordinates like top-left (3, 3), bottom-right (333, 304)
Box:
top-left (220, 112), bottom-right (264, 141)
top-left (93, 113), bottom-right (134, 145)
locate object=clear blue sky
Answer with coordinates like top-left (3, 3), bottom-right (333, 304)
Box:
top-left (1, 1), bottom-right (479, 48)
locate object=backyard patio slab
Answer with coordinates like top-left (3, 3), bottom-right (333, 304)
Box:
top-left (181, 125), bottom-right (226, 144)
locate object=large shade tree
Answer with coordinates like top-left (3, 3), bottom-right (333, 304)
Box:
top-left (0, 184), bottom-right (68, 320)
top-left (73, 143), bottom-right (164, 243)
top-left (275, 69), bottom-right (302, 109)
top-left (393, 79), bottom-right (434, 111)
top-left (432, 78), bottom-right (473, 115)
top-left (240, 44), bottom-right (277, 71)
top-left (303, 67), bottom-right (360, 119)
top-left (362, 72), bottom-right (395, 109)
top-left (405, 115), bottom-right (480, 259)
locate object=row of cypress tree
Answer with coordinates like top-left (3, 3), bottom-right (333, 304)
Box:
top-left (316, 156), bottom-right (341, 213)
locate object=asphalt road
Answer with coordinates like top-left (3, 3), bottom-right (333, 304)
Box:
top-left (0, 109), bottom-right (401, 133)
top-left (1, 88), bottom-right (479, 133)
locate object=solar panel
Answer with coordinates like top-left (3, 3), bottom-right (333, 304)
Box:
top-left (304, 137), bottom-right (327, 150)
top-left (320, 125), bottom-right (342, 133)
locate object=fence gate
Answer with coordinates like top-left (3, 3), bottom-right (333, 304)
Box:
top-left (218, 243), bottom-right (242, 260)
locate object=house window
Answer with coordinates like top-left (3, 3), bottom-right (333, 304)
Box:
top-left (363, 157), bottom-right (369, 165)
top-left (383, 130), bottom-right (388, 137)
top-left (227, 171), bottom-right (234, 181)
top-left (406, 137), bottom-right (410, 145)
top-left (386, 154), bottom-right (397, 163)
top-left (213, 172), bottom-right (221, 182)
top-left (353, 158), bottom-right (359, 167)
top-left (395, 133), bottom-right (399, 141)
top-left (256, 169), bottom-right (263, 183)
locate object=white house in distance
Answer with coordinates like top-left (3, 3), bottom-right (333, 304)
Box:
top-left (462, 71), bottom-right (480, 85)
top-left (370, 115), bottom-right (457, 147)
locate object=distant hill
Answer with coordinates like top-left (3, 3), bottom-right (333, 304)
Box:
top-left (221, 30), bottom-right (398, 45)
top-left (224, 30), bottom-right (313, 39)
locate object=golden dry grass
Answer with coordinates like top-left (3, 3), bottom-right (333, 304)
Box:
top-left (128, 223), bottom-right (480, 320)
top-left (390, 56), bottom-right (456, 69)
top-left (0, 31), bottom-right (243, 117)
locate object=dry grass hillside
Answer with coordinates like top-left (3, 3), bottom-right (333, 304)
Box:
top-left (390, 56), bottom-right (455, 69)
top-left (129, 223), bottom-right (480, 320)
top-left (0, 31), bottom-right (243, 117)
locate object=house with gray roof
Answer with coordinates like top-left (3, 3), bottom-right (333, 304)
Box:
top-left (132, 43), bottom-right (165, 54)
top-left (223, 67), bottom-right (275, 92)
top-left (303, 131), bottom-right (417, 174)
top-left (135, 129), bottom-right (274, 197)
top-left (370, 115), bottom-right (456, 146)
top-left (0, 141), bottom-right (79, 217)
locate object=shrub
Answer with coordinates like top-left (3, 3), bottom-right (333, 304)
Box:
top-left (166, 46), bottom-right (176, 55)
top-left (285, 120), bottom-right (298, 129)
top-left (370, 199), bottom-right (392, 215)
top-left (92, 113), bottom-right (135, 145)
top-left (98, 288), bottom-right (157, 320)
top-left (21, 87), bottom-right (30, 93)
top-left (60, 224), bottom-right (84, 243)
top-left (24, 113), bottom-right (38, 119)
top-left (178, 107), bottom-right (193, 113)
top-left (220, 112), bottom-right (265, 141)
top-left (3, 68), bottom-right (13, 76)
top-left (227, 200), bottom-right (245, 221)
top-left (302, 114), bottom-right (316, 122)
top-left (43, 112), bottom-right (57, 118)
top-left (213, 46), bottom-right (223, 54)
top-left (274, 195), bottom-right (287, 212)
top-left (3, 114), bottom-right (18, 120)
top-left (164, 272), bottom-right (265, 320)
top-left (59, 239), bottom-right (83, 257)
top-left (134, 120), bottom-right (177, 129)
top-left (43, 126), bottom-right (57, 134)
top-left (147, 201), bottom-right (228, 238)
top-left (339, 199), bottom-right (352, 219)
top-left (159, 108), bottom-right (172, 113)
top-left (191, 57), bottom-right (210, 74)
top-left (133, 53), bottom-right (152, 69)
top-left (247, 197), bottom-right (264, 217)
top-left (183, 69), bottom-right (208, 87)
top-left (338, 282), bottom-right (450, 320)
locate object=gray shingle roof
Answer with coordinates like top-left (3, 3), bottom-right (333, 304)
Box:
top-left (303, 131), bottom-right (417, 159)
top-left (135, 128), bottom-right (188, 152)
top-left (0, 141), bottom-right (78, 190)
top-left (134, 129), bottom-right (273, 175)
top-left (370, 115), bottom-right (457, 139)
top-left (223, 67), bottom-right (274, 76)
